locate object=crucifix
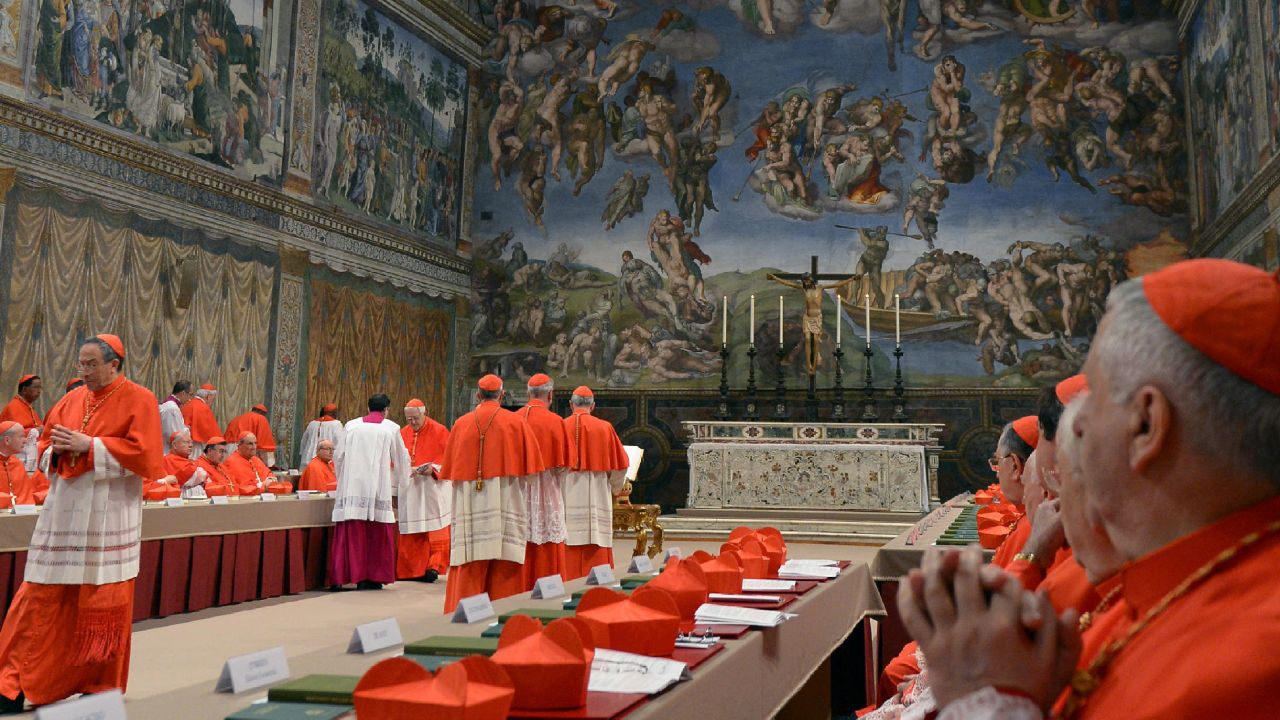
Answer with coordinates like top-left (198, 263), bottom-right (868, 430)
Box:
top-left (767, 255), bottom-right (859, 389)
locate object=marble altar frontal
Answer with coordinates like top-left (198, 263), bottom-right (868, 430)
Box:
top-left (682, 422), bottom-right (944, 514)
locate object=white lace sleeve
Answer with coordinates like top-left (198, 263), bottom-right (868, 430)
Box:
top-left (937, 688), bottom-right (1043, 720)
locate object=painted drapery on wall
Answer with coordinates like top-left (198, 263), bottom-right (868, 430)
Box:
top-left (0, 183), bottom-right (277, 427)
top-left (469, 0), bottom-right (1190, 390)
top-left (309, 0), bottom-right (468, 243)
top-left (302, 275), bottom-right (452, 448)
top-left (27, 0), bottom-right (297, 186)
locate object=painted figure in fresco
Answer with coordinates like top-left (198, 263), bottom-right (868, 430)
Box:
top-left (596, 36), bottom-right (653, 98)
top-left (548, 9), bottom-right (608, 79)
top-left (807, 84), bottom-right (857, 158)
top-left (489, 80), bottom-right (525, 191)
top-left (537, 71), bottom-right (577, 182)
top-left (930, 56), bottom-right (966, 135)
top-left (61, 0), bottom-right (97, 100)
top-left (1055, 259), bottom-right (1093, 336)
top-left (1098, 173), bottom-right (1187, 216)
top-left (986, 58), bottom-right (1032, 181)
top-left (319, 87), bottom-right (344, 197)
top-left (902, 175), bottom-right (947, 249)
top-left (619, 250), bottom-right (681, 327)
top-left (337, 109), bottom-right (359, 198)
top-left (914, 0), bottom-right (996, 61)
top-left (566, 85), bottom-right (607, 196)
top-left (1009, 239), bottom-right (1075, 293)
top-left (762, 125), bottom-right (810, 204)
top-left (855, 227), bottom-right (890, 309)
top-left (766, 271), bottom-right (858, 375)
top-left (546, 332), bottom-right (571, 376)
top-left (518, 144), bottom-right (548, 228)
top-left (745, 100), bottom-right (783, 162)
top-left (566, 323), bottom-right (607, 380)
top-left (1127, 55), bottom-right (1179, 101)
top-left (878, 0), bottom-right (906, 71)
top-left (673, 140), bottom-right (718, 237)
top-left (635, 81), bottom-right (679, 183)
top-left (828, 133), bottom-right (890, 204)
top-left (740, 0), bottom-right (777, 36)
top-left (647, 209), bottom-right (707, 303)
top-left (601, 170), bottom-right (649, 231)
top-left (987, 262), bottom-right (1054, 340)
top-left (691, 66), bottom-right (731, 142)
top-left (978, 311), bottom-right (1020, 376)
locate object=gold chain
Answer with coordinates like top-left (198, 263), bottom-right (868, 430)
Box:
top-left (474, 404), bottom-right (501, 492)
top-left (1061, 518), bottom-right (1280, 719)
top-left (1076, 585), bottom-right (1122, 633)
top-left (80, 382), bottom-right (125, 432)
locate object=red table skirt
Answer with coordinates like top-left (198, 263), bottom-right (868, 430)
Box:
top-left (0, 526), bottom-right (332, 623)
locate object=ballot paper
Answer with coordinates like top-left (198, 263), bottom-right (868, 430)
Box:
top-left (694, 603), bottom-right (795, 628)
top-left (742, 579), bottom-right (796, 592)
top-left (588, 649), bottom-right (688, 695)
top-left (777, 562), bottom-right (840, 579)
top-left (708, 593), bottom-right (782, 603)
top-left (782, 558), bottom-right (838, 566)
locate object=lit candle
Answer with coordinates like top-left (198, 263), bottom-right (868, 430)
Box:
top-left (722, 296), bottom-right (728, 346)
top-left (895, 294), bottom-right (901, 347)
top-left (865, 294), bottom-right (872, 349)
top-left (779, 295), bottom-right (784, 347)
top-left (749, 295), bottom-right (756, 345)
top-left (835, 298), bottom-right (841, 346)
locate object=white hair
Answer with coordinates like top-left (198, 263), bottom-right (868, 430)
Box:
top-left (1093, 279), bottom-right (1280, 488)
top-left (570, 394), bottom-right (594, 409)
top-left (196, 388), bottom-right (215, 399)
top-left (527, 379), bottom-right (554, 398)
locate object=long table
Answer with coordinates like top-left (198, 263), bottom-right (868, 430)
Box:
top-left (124, 560), bottom-right (886, 719)
top-left (0, 496), bottom-right (336, 620)
top-left (869, 499), bottom-right (986, 703)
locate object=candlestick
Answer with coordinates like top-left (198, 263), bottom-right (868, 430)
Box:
top-left (831, 343), bottom-right (847, 422)
top-left (772, 345), bottom-right (788, 419)
top-left (749, 295), bottom-right (755, 345)
top-left (722, 296), bottom-right (728, 346)
top-left (861, 343), bottom-right (878, 421)
top-left (745, 342), bottom-right (760, 421)
top-left (778, 296), bottom-right (784, 348)
top-left (864, 294), bottom-right (872, 349)
top-left (894, 294), bottom-right (901, 347)
top-left (892, 345), bottom-right (908, 421)
top-left (716, 343), bottom-right (731, 420)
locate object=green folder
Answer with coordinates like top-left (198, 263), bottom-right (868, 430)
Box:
top-left (266, 675), bottom-right (360, 706)
top-left (619, 574), bottom-right (655, 587)
top-left (226, 702), bottom-right (352, 719)
top-left (405, 654), bottom-right (456, 672)
top-left (404, 635), bottom-right (500, 657)
top-left (496, 607), bottom-right (575, 623)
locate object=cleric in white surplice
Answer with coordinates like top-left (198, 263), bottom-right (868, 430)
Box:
top-left (327, 393), bottom-right (411, 590)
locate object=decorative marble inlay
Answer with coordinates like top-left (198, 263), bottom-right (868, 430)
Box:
top-left (687, 442), bottom-right (929, 513)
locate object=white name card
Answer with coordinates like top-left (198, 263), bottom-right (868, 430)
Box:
top-left (531, 574), bottom-right (566, 600)
top-left (210, 496), bottom-right (230, 505)
top-left (586, 564), bottom-right (617, 586)
top-left (163, 498), bottom-right (184, 507)
top-left (215, 646), bottom-right (290, 694)
top-left (347, 617), bottom-right (403, 654)
top-left (628, 555), bottom-right (655, 574)
top-left (451, 593), bottom-right (496, 624)
top-left (12, 504), bottom-right (37, 516)
top-left (662, 547), bottom-right (682, 563)
top-left (35, 689), bottom-right (126, 720)
top-left (259, 492), bottom-right (277, 502)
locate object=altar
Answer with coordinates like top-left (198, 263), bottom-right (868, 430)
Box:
top-left (682, 421), bottom-right (945, 514)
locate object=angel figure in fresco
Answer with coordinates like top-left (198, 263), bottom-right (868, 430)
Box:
top-left (602, 170), bottom-right (650, 230)
top-left (518, 144), bottom-right (548, 229)
top-left (489, 80), bottom-right (526, 191)
top-left (986, 58), bottom-right (1032, 181)
top-left (567, 85), bottom-right (607, 195)
top-left (673, 139), bottom-right (718, 236)
top-left (915, 0), bottom-right (997, 60)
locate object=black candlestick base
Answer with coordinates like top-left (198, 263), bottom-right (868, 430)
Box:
top-left (745, 344), bottom-right (760, 421)
top-left (892, 345), bottom-right (908, 421)
top-left (861, 345), bottom-right (879, 421)
top-left (772, 346), bottom-right (789, 420)
top-left (715, 343), bottom-right (731, 420)
top-left (831, 344), bottom-right (847, 422)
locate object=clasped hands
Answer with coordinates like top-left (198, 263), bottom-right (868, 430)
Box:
top-left (49, 424), bottom-right (92, 455)
top-left (897, 545), bottom-right (1081, 712)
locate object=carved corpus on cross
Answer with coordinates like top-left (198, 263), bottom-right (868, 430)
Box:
top-left (767, 255), bottom-right (859, 378)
